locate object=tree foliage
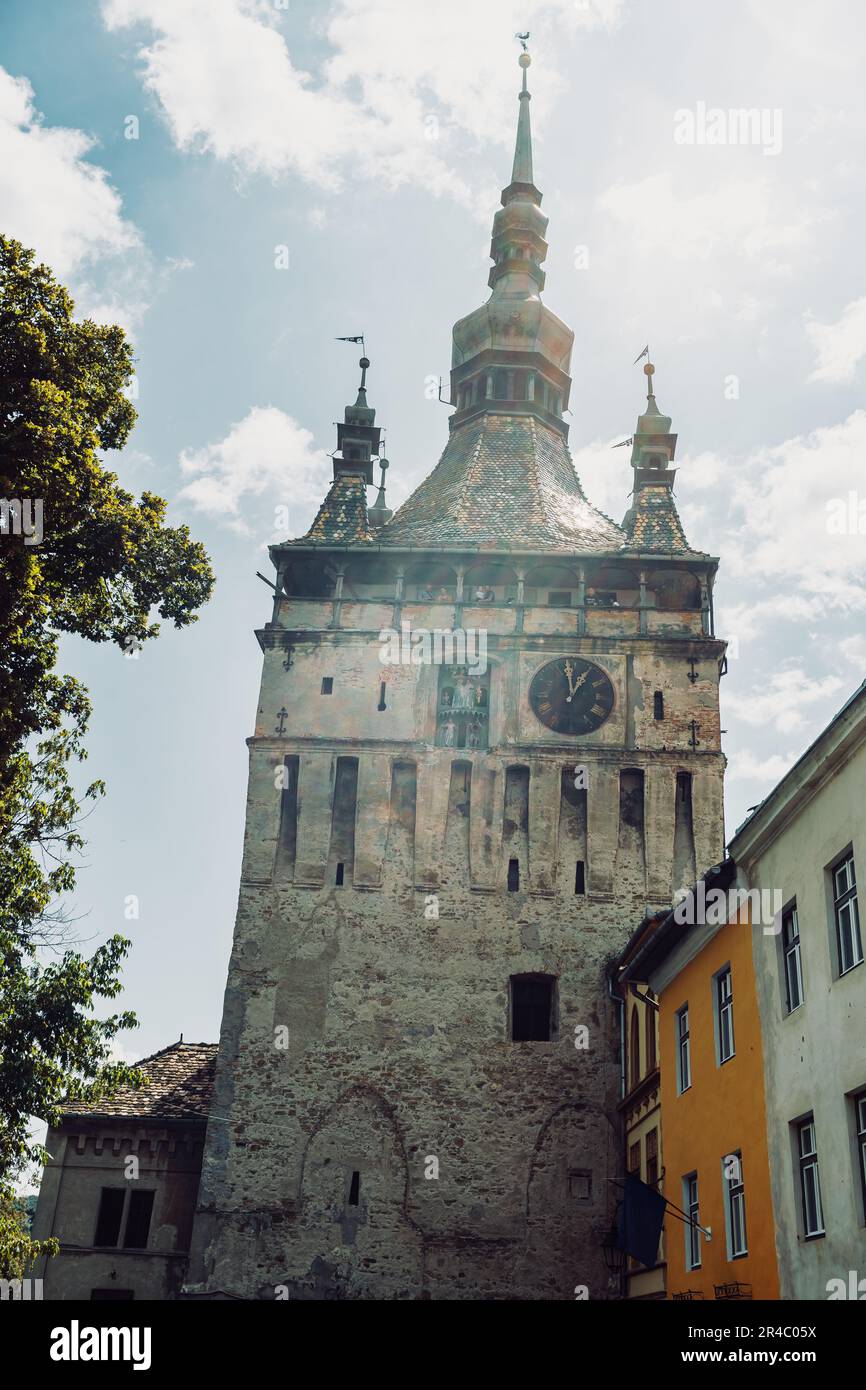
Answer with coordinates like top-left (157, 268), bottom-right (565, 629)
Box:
top-left (0, 236), bottom-right (214, 1272)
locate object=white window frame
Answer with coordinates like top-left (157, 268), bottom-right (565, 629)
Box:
top-left (797, 1118), bottom-right (825, 1239)
top-left (782, 905), bottom-right (803, 1013)
top-left (684, 1173), bottom-right (701, 1270)
top-left (833, 852), bottom-right (862, 976)
top-left (676, 1004), bottom-right (691, 1093)
top-left (723, 1153), bottom-right (748, 1259)
top-left (716, 966), bottom-right (735, 1064)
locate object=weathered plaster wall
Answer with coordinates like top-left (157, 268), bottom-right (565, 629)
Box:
top-left (188, 594), bottom-right (725, 1300)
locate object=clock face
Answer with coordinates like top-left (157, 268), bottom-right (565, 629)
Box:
top-left (528, 657), bottom-right (615, 735)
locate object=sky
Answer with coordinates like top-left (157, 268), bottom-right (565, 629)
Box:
top-left (2, 0), bottom-right (866, 1091)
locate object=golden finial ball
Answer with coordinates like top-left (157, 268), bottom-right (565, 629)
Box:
top-left (519, 52), bottom-right (531, 69)
top-left (644, 362), bottom-right (655, 377)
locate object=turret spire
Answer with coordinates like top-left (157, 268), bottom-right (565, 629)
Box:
top-left (510, 51), bottom-right (534, 188)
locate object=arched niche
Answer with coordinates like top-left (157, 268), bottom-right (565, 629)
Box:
top-left (524, 562), bottom-right (580, 608)
top-left (648, 568), bottom-right (702, 611)
top-left (463, 561), bottom-right (518, 606)
top-left (405, 561), bottom-right (458, 603)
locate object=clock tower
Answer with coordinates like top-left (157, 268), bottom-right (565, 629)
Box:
top-left (188, 52), bottom-right (726, 1301)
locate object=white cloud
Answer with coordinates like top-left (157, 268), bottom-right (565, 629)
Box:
top-left (726, 748), bottom-right (799, 783)
top-left (806, 294), bottom-right (866, 383)
top-left (599, 171), bottom-right (822, 265)
top-left (726, 409), bottom-right (866, 600)
top-left (839, 633), bottom-right (866, 668)
top-left (0, 66), bottom-right (140, 285)
top-left (722, 667), bottom-right (845, 735)
top-left (101, 0), bottom-right (623, 208)
top-left (177, 405), bottom-right (331, 537)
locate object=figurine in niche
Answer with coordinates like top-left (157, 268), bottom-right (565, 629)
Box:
top-left (441, 718), bottom-right (457, 747)
top-left (452, 674), bottom-right (475, 711)
top-left (474, 684), bottom-right (487, 708)
top-left (440, 686), bottom-right (453, 709)
top-left (467, 718), bottom-right (482, 749)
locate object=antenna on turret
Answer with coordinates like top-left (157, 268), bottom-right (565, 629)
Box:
top-left (436, 376), bottom-right (454, 408)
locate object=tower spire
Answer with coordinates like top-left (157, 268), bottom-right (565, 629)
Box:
top-left (510, 50), bottom-right (534, 188)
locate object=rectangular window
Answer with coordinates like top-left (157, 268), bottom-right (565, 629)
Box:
top-left (335, 862), bottom-right (345, 886)
top-left (507, 858), bottom-right (520, 892)
top-left (833, 852), bottom-right (862, 974)
top-left (348, 1171), bottom-right (360, 1206)
top-left (574, 860), bottom-right (585, 895)
top-left (628, 1140), bottom-right (641, 1175)
top-left (684, 1174), bottom-right (701, 1270)
top-left (646, 1128), bottom-right (659, 1190)
top-left (797, 1118), bottom-right (825, 1238)
top-left (321, 676), bottom-right (334, 695)
top-left (93, 1189), bottom-right (125, 1248)
top-left (856, 1091), bottom-right (866, 1224)
top-left (510, 975), bottom-right (555, 1042)
top-left (653, 690), bottom-right (664, 720)
top-left (568, 1169), bottom-right (592, 1201)
top-left (717, 967), bottom-right (735, 1063)
top-left (122, 1190), bottom-right (155, 1249)
top-left (676, 1005), bottom-right (691, 1093)
top-left (782, 905), bottom-right (803, 1013)
top-left (724, 1154), bottom-right (748, 1258)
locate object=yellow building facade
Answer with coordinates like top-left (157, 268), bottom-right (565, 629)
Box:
top-left (623, 864), bottom-right (780, 1300)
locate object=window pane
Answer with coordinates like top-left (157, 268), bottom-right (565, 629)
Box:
top-left (122, 1190), bottom-right (155, 1249)
top-left (93, 1189), bottom-right (125, 1248)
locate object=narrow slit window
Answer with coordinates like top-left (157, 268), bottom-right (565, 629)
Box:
top-left (653, 690), bottom-right (664, 720)
top-left (377, 681), bottom-right (387, 711)
top-left (348, 1171), bottom-right (360, 1206)
top-left (335, 862), bottom-right (345, 887)
top-left (507, 858), bottom-right (520, 892)
top-left (321, 676), bottom-right (333, 695)
top-left (574, 861), bottom-right (585, 895)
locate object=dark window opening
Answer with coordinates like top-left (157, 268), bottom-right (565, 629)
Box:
top-left (654, 690), bottom-right (664, 720)
top-left (507, 858), bottom-right (520, 892)
top-left (568, 1170), bottom-right (592, 1202)
top-left (335, 862), bottom-right (345, 886)
top-left (548, 590), bottom-right (571, 607)
top-left (677, 770), bottom-right (691, 803)
top-left (321, 677), bottom-right (333, 695)
top-left (348, 1171), bottom-right (360, 1206)
top-left (93, 1188), bottom-right (125, 1248)
top-left (574, 861), bottom-right (586, 894)
top-left (377, 680), bottom-right (387, 711)
top-left (511, 974), bottom-right (555, 1041)
top-left (123, 1190), bottom-right (155, 1249)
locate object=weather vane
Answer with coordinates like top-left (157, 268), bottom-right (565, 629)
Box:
top-left (515, 31), bottom-right (530, 51)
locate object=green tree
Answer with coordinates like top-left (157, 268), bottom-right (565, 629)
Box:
top-left (0, 236), bottom-right (215, 1274)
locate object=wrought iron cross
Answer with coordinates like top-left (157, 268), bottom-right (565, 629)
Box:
top-left (275, 707), bottom-right (288, 736)
top-left (687, 658), bottom-right (699, 684)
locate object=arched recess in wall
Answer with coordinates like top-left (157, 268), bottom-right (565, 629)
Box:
top-left (291, 1086), bottom-right (423, 1300)
top-left (647, 568), bottom-right (702, 611)
top-left (519, 1102), bottom-right (613, 1300)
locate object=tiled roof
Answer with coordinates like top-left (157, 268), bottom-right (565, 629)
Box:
top-left (380, 413), bottom-right (625, 552)
top-left (623, 482), bottom-right (692, 554)
top-left (288, 472), bottom-right (375, 546)
top-left (61, 1042), bottom-right (217, 1121)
